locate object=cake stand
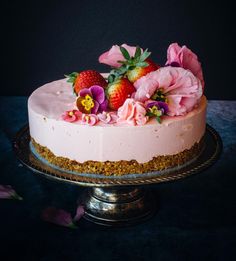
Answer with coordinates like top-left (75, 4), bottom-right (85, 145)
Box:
top-left (13, 124), bottom-right (222, 226)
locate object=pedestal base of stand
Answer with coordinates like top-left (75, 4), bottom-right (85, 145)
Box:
top-left (82, 187), bottom-right (156, 226)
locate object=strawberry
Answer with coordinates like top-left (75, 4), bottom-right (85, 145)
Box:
top-left (107, 46), bottom-right (159, 84)
top-left (126, 58), bottom-right (159, 83)
top-left (66, 70), bottom-right (107, 95)
top-left (106, 78), bottom-right (136, 110)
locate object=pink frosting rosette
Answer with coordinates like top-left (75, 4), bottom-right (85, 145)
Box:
top-left (117, 98), bottom-right (148, 126)
top-left (166, 43), bottom-right (204, 88)
top-left (134, 67), bottom-right (203, 116)
top-left (99, 44), bottom-right (142, 68)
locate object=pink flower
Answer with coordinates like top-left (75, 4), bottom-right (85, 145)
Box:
top-left (41, 207), bottom-right (77, 229)
top-left (166, 43), bottom-right (205, 88)
top-left (134, 67), bottom-right (203, 116)
top-left (0, 185), bottom-right (22, 200)
top-left (81, 114), bottom-right (98, 126)
top-left (117, 98), bottom-right (148, 126)
top-left (99, 44), bottom-right (142, 68)
top-left (62, 110), bottom-right (82, 122)
top-left (97, 111), bottom-right (118, 124)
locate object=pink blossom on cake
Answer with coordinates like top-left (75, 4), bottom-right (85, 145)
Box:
top-left (134, 67), bottom-right (203, 116)
top-left (97, 111), bottom-right (118, 124)
top-left (117, 98), bottom-right (148, 126)
top-left (81, 114), bottom-right (98, 126)
top-left (99, 44), bottom-right (143, 68)
top-left (166, 43), bottom-right (204, 88)
top-left (62, 110), bottom-right (82, 122)
top-left (76, 85), bottom-right (108, 114)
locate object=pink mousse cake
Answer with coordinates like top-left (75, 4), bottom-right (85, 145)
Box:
top-left (28, 43), bottom-right (206, 176)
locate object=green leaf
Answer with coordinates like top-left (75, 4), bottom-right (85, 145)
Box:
top-left (108, 74), bottom-right (114, 83)
top-left (139, 49), bottom-right (151, 62)
top-left (134, 46), bottom-right (141, 59)
top-left (136, 62), bottom-right (148, 67)
top-left (156, 116), bottom-right (162, 123)
top-left (120, 46), bottom-right (130, 60)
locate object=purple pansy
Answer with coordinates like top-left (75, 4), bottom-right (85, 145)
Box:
top-left (76, 85), bottom-right (108, 114)
top-left (146, 101), bottom-right (169, 115)
top-left (0, 185), bottom-right (23, 200)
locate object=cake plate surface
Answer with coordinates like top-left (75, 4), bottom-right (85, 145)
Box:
top-left (13, 124), bottom-right (222, 226)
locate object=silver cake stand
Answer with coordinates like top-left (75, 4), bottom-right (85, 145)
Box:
top-left (13, 124), bottom-right (222, 226)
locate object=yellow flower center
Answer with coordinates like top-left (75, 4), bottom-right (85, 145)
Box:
top-left (68, 111), bottom-right (74, 116)
top-left (81, 95), bottom-right (94, 111)
top-left (149, 106), bottom-right (162, 116)
top-left (85, 115), bottom-right (90, 123)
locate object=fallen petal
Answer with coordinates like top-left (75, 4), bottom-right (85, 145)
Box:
top-left (73, 205), bottom-right (85, 222)
top-left (0, 185), bottom-right (23, 200)
top-left (41, 207), bottom-right (77, 228)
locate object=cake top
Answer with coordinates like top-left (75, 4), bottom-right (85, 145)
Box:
top-left (35, 43), bottom-right (205, 126)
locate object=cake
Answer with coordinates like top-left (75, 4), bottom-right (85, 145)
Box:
top-left (28, 43), bottom-right (206, 176)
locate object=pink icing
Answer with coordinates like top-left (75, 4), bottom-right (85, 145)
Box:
top-left (81, 114), bottom-right (98, 126)
top-left (97, 111), bottom-right (118, 124)
top-left (166, 43), bottom-right (205, 88)
top-left (134, 67), bottom-right (203, 116)
top-left (117, 98), bottom-right (148, 126)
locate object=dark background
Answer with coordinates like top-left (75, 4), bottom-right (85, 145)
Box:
top-left (0, 0), bottom-right (235, 99)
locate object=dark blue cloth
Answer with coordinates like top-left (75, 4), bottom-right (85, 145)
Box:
top-left (0, 97), bottom-right (236, 261)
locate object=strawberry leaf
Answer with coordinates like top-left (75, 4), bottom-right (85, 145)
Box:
top-left (134, 46), bottom-right (142, 59)
top-left (135, 62), bottom-right (148, 67)
top-left (108, 74), bottom-right (115, 83)
top-left (120, 46), bottom-right (130, 60)
top-left (139, 49), bottom-right (151, 62)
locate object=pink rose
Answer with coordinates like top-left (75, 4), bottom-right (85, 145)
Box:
top-left (98, 44), bottom-right (142, 68)
top-left (134, 67), bottom-right (203, 116)
top-left (166, 43), bottom-right (204, 88)
top-left (117, 98), bottom-right (148, 126)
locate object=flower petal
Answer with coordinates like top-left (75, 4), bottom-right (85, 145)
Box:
top-left (79, 88), bottom-right (92, 97)
top-left (91, 100), bottom-right (99, 114)
top-left (90, 85), bottom-right (105, 104)
top-left (0, 185), bottom-right (22, 200)
top-left (98, 99), bottom-right (108, 112)
top-left (41, 207), bottom-right (77, 228)
top-left (73, 205), bottom-right (85, 222)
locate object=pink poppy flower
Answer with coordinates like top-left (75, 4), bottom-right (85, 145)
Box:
top-left (134, 67), bottom-right (203, 116)
top-left (117, 98), bottom-right (148, 126)
top-left (99, 44), bottom-right (143, 68)
top-left (0, 185), bottom-right (23, 200)
top-left (166, 43), bottom-right (204, 88)
top-left (97, 111), bottom-right (118, 124)
top-left (62, 110), bottom-right (82, 122)
top-left (81, 114), bottom-right (98, 126)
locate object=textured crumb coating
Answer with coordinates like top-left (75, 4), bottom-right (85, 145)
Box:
top-left (31, 137), bottom-right (204, 176)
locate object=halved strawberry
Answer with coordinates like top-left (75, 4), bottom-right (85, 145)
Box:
top-left (66, 70), bottom-right (107, 95)
top-left (106, 78), bottom-right (136, 110)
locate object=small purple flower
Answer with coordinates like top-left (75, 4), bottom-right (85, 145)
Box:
top-left (73, 205), bottom-right (85, 222)
top-left (146, 101), bottom-right (168, 115)
top-left (41, 207), bottom-right (77, 229)
top-left (0, 185), bottom-right (23, 200)
top-left (76, 85), bottom-right (108, 114)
